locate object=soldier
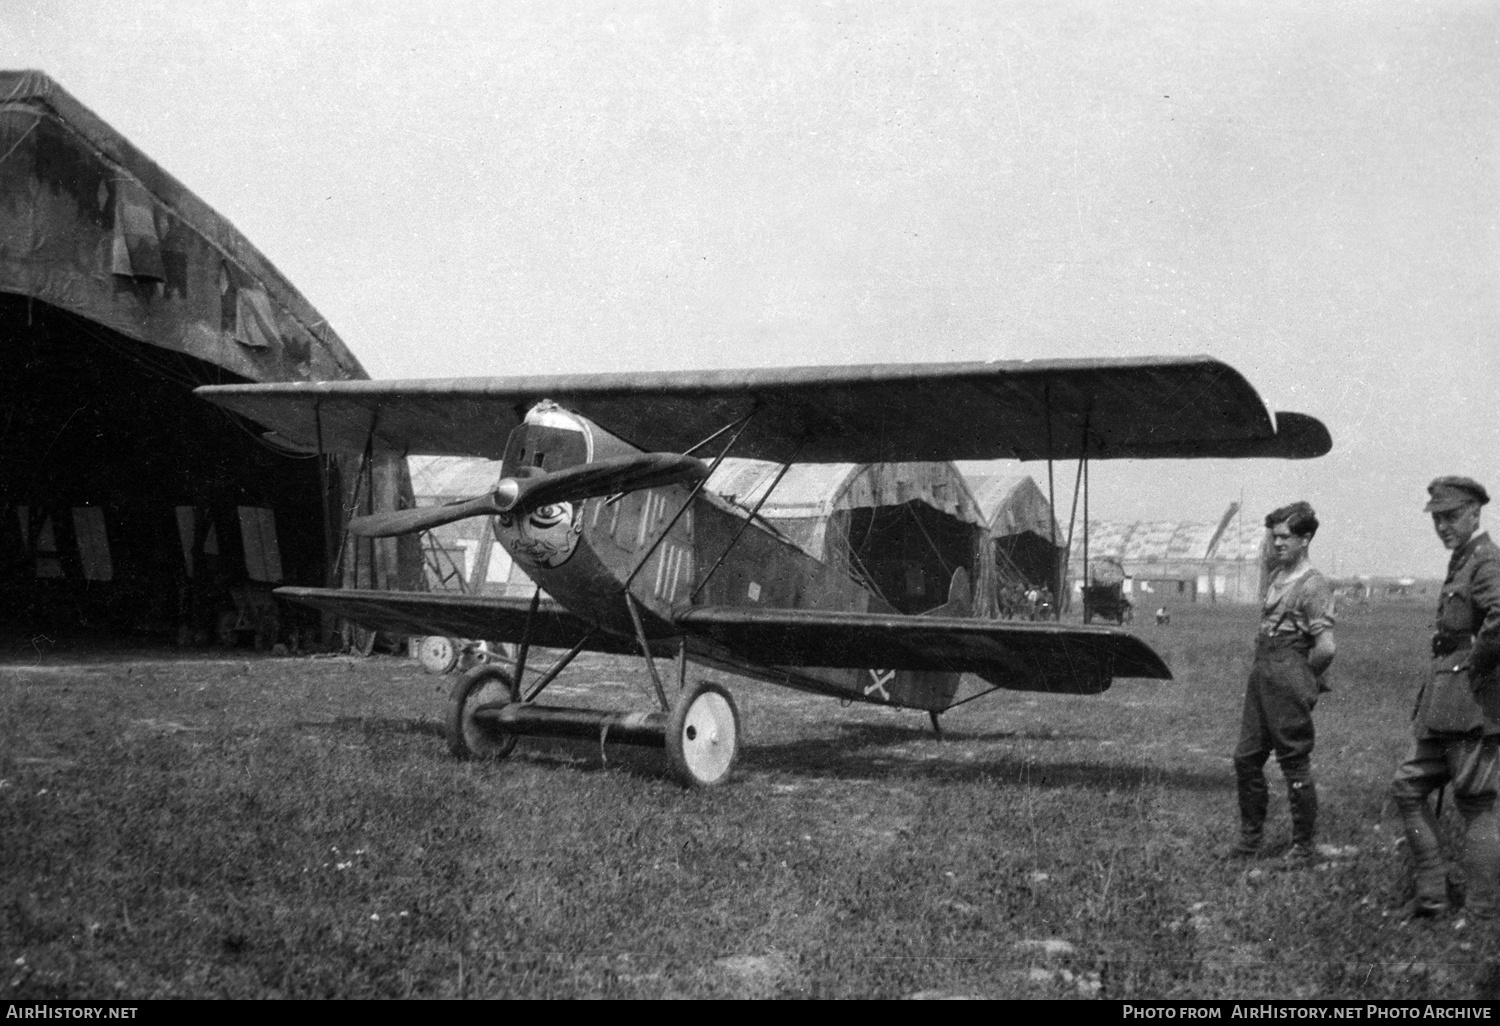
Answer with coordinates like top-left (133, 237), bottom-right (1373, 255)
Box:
top-left (1230, 501), bottom-right (1338, 865)
top-left (1390, 477), bottom-right (1500, 918)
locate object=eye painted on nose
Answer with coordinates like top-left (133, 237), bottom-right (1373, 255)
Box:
top-left (494, 500), bottom-right (584, 570)
top-left (529, 504), bottom-right (569, 529)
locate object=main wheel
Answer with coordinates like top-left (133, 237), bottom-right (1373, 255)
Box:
top-left (448, 664), bottom-right (520, 761)
top-left (665, 682), bottom-right (740, 788)
top-left (419, 635), bottom-right (460, 674)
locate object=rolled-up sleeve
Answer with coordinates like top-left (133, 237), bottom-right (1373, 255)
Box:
top-left (1298, 574), bottom-right (1337, 637)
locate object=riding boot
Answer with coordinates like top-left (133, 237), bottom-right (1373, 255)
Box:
top-left (1396, 795), bottom-right (1449, 916)
top-left (1457, 805), bottom-right (1500, 919)
top-left (1284, 777), bottom-right (1318, 866)
top-left (1231, 762), bottom-right (1268, 856)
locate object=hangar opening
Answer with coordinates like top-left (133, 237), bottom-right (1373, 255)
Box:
top-left (0, 296), bottom-right (330, 644)
top-left (840, 501), bottom-right (979, 614)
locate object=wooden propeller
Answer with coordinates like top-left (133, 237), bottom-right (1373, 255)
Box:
top-left (347, 452), bottom-right (708, 538)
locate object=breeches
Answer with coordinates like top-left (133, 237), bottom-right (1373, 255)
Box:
top-left (1234, 642), bottom-right (1318, 780)
top-left (1390, 734), bottom-right (1500, 815)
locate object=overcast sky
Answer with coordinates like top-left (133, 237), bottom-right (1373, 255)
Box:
top-left (5, 1), bottom-right (1497, 577)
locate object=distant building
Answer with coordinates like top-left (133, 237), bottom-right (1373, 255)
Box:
top-left (1332, 575), bottom-right (1439, 606)
top-left (1066, 502), bottom-right (1266, 605)
top-left (966, 474), bottom-right (1066, 611)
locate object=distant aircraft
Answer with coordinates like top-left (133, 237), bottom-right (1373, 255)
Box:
top-left (197, 357), bottom-right (1329, 786)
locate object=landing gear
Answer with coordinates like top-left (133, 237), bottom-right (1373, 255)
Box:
top-left (448, 664), bottom-right (519, 761)
top-left (665, 681), bottom-right (740, 788)
top-left (446, 626), bottom-right (741, 787)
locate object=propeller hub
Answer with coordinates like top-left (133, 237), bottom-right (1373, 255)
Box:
top-left (494, 478), bottom-right (522, 512)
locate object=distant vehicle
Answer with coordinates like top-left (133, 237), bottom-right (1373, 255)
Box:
top-left (1155, 606), bottom-right (1171, 626)
top-left (1083, 582), bottom-right (1133, 625)
top-left (198, 357), bottom-right (1328, 786)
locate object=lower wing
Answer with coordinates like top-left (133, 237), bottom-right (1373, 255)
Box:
top-left (276, 587), bottom-right (1173, 693)
top-left (273, 587), bottom-right (641, 656)
top-left (673, 606), bottom-right (1171, 694)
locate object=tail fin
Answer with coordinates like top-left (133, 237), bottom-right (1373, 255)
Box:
top-left (872, 569), bottom-right (970, 713)
top-left (923, 568), bottom-right (972, 618)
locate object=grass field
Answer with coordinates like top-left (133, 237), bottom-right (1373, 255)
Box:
top-left (4, 601), bottom-right (1498, 999)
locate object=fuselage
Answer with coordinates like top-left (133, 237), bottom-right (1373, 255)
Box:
top-left (489, 401), bottom-right (964, 710)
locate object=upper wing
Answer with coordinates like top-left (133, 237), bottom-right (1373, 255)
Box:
top-left (196, 356), bottom-right (1329, 463)
top-left (273, 587), bottom-right (643, 655)
top-left (673, 605), bottom-right (1171, 693)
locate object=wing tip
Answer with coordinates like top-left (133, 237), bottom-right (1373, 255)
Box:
top-left (1271, 411), bottom-right (1333, 459)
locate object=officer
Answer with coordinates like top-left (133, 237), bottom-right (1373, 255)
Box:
top-left (1230, 501), bottom-right (1337, 865)
top-left (1390, 476), bottom-right (1500, 918)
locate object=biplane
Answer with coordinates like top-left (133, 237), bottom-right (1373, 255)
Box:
top-left (196, 357), bottom-right (1330, 787)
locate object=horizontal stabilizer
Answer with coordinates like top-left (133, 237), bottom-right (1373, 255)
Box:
top-left (674, 605), bottom-right (1171, 694)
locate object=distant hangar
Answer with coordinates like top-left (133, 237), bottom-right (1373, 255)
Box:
top-left (1067, 503), bottom-right (1267, 605)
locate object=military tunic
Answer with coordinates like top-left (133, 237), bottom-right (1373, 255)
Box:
top-left (1410, 532), bottom-right (1500, 739)
top-left (1390, 531), bottom-right (1500, 915)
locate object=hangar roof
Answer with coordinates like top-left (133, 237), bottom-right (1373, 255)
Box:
top-left (1070, 507), bottom-right (1265, 565)
top-left (0, 69), bottom-right (365, 383)
top-left (966, 474), bottom-right (1063, 544)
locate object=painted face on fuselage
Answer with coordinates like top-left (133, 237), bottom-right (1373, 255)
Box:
top-left (496, 501), bottom-right (583, 569)
top-left (492, 402), bottom-right (594, 572)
